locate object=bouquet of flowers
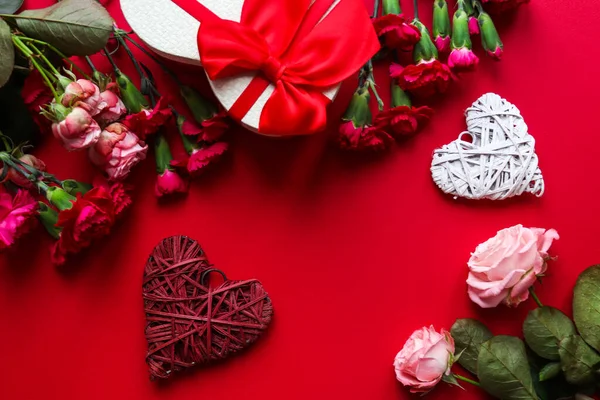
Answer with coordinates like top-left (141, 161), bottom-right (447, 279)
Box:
top-left (393, 225), bottom-right (600, 400)
top-left (338, 0), bottom-right (516, 152)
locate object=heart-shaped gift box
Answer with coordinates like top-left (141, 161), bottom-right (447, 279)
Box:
top-left (430, 93), bottom-right (545, 201)
top-left (121, 0), bottom-right (379, 136)
top-left (143, 236), bottom-right (273, 379)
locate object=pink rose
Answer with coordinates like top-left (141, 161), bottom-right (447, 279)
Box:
top-left (61, 79), bottom-right (103, 115)
top-left (0, 189), bottom-right (38, 250)
top-left (468, 16), bottom-right (480, 35)
top-left (433, 35), bottom-right (451, 54)
top-left (95, 90), bottom-right (127, 126)
top-left (52, 106), bottom-right (102, 151)
top-left (394, 326), bottom-right (455, 393)
top-left (467, 225), bottom-right (559, 308)
top-left (89, 123), bottom-right (148, 181)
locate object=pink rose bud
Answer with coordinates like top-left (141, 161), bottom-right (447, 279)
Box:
top-left (394, 326), bottom-right (455, 393)
top-left (52, 106), bottom-right (102, 151)
top-left (468, 16), bottom-right (480, 35)
top-left (7, 154), bottom-right (46, 188)
top-left (95, 90), bottom-right (127, 126)
top-left (467, 225), bottom-right (559, 308)
top-left (89, 123), bottom-right (148, 181)
top-left (155, 169), bottom-right (188, 197)
top-left (61, 79), bottom-right (104, 115)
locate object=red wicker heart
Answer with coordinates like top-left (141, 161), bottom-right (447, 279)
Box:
top-left (142, 236), bottom-right (273, 380)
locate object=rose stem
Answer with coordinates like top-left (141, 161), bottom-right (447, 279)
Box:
top-left (17, 36), bottom-right (91, 79)
top-left (120, 33), bottom-right (183, 87)
top-left (365, 59), bottom-right (384, 110)
top-left (413, 0), bottom-right (419, 19)
top-left (454, 374), bottom-right (481, 387)
top-left (528, 287), bottom-right (544, 308)
top-left (11, 36), bottom-right (60, 100)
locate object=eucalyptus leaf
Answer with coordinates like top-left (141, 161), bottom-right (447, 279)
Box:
top-left (573, 266), bottom-right (600, 352)
top-left (539, 362), bottom-right (562, 382)
top-left (451, 318), bottom-right (493, 375)
top-left (558, 335), bottom-right (600, 386)
top-left (0, 0), bottom-right (23, 14)
top-left (0, 17), bottom-right (13, 88)
top-left (478, 336), bottom-right (540, 400)
top-left (11, 0), bottom-right (112, 56)
top-left (524, 306), bottom-right (577, 360)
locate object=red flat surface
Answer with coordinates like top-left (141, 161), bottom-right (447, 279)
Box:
top-left (1, 0), bottom-right (599, 399)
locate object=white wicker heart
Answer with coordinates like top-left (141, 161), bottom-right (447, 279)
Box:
top-left (431, 93), bottom-right (544, 200)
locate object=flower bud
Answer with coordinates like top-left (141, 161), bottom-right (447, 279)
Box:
top-left (451, 1), bottom-right (473, 51)
top-left (412, 20), bottom-right (439, 63)
top-left (382, 0), bottom-right (401, 15)
top-left (342, 86), bottom-right (372, 128)
top-left (180, 85), bottom-right (218, 123)
top-left (37, 202), bottom-right (60, 240)
top-left (62, 180), bottom-right (92, 196)
top-left (479, 11), bottom-right (503, 60)
top-left (432, 0), bottom-right (451, 53)
top-left (116, 71), bottom-right (148, 113)
top-left (45, 186), bottom-right (76, 211)
top-left (391, 84), bottom-right (412, 108)
top-left (468, 16), bottom-right (480, 35)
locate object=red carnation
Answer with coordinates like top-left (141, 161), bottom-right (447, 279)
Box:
top-left (172, 142), bottom-right (228, 176)
top-left (51, 187), bottom-right (115, 265)
top-left (374, 106), bottom-right (434, 137)
top-left (338, 121), bottom-right (393, 151)
top-left (92, 175), bottom-right (133, 217)
top-left (390, 60), bottom-right (452, 97)
top-left (122, 97), bottom-right (172, 139)
top-left (21, 70), bottom-right (54, 134)
top-left (181, 111), bottom-right (230, 143)
top-left (373, 14), bottom-right (421, 51)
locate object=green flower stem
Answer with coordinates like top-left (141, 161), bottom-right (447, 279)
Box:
top-left (413, 0), bottom-right (419, 19)
top-left (115, 34), bottom-right (145, 86)
top-left (382, 0), bottom-right (400, 15)
top-left (12, 36), bottom-right (60, 100)
top-left (85, 56), bottom-right (98, 72)
top-left (17, 36), bottom-right (90, 79)
top-left (454, 374), bottom-right (481, 387)
top-left (120, 33), bottom-right (182, 87)
top-left (529, 287), bottom-right (544, 308)
top-left (372, 0), bottom-right (381, 18)
top-left (103, 46), bottom-right (121, 74)
top-left (29, 43), bottom-right (60, 76)
top-left (155, 132), bottom-right (174, 174)
top-left (364, 60), bottom-right (384, 111)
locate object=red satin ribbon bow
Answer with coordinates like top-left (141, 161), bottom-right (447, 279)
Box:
top-left (169, 0), bottom-right (379, 136)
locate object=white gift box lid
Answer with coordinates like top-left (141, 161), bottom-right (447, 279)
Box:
top-left (121, 0), bottom-right (340, 135)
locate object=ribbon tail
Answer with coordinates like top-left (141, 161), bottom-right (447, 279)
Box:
top-left (258, 82), bottom-right (330, 136)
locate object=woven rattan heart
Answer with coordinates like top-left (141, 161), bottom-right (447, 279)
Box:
top-left (143, 236), bottom-right (273, 380)
top-left (430, 93), bottom-right (545, 200)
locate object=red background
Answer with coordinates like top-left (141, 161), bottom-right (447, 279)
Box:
top-left (1, 0), bottom-right (599, 399)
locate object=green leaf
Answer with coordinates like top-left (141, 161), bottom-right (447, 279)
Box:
top-left (478, 336), bottom-right (540, 400)
top-left (0, 0), bottom-right (23, 14)
top-left (573, 265), bottom-right (600, 352)
top-left (451, 318), bottom-right (493, 375)
top-left (539, 362), bottom-right (562, 382)
top-left (558, 335), bottom-right (600, 386)
top-left (0, 18), bottom-right (14, 88)
top-left (11, 0), bottom-right (113, 56)
top-left (523, 306), bottom-right (577, 360)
